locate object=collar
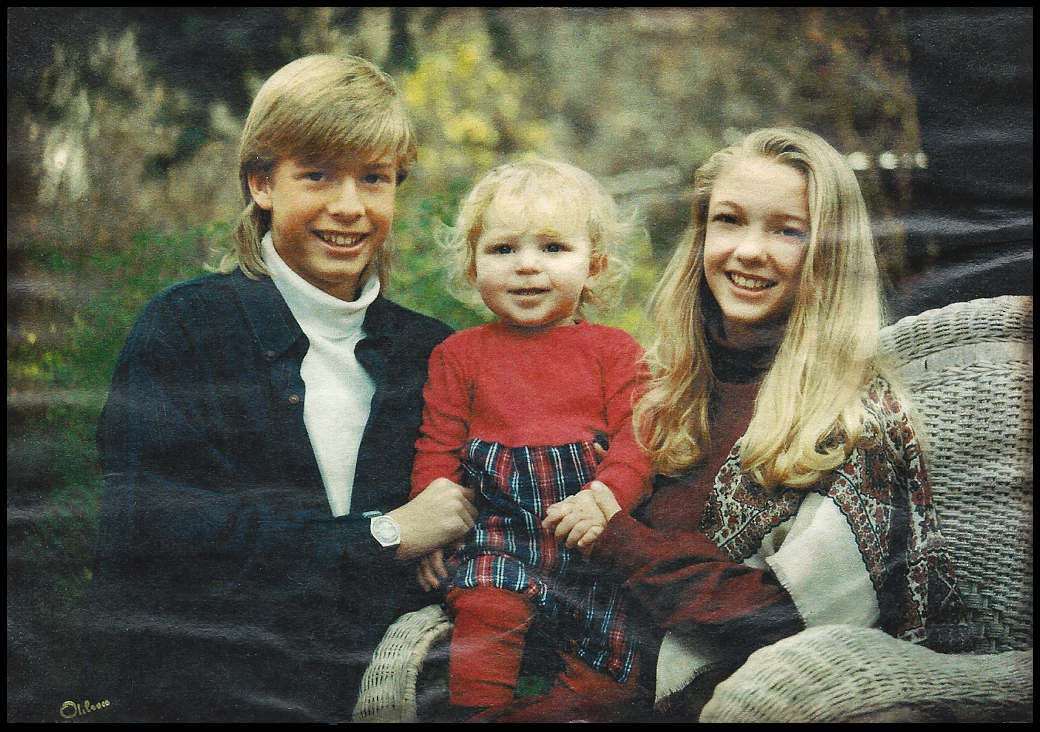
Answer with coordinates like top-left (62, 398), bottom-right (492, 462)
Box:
top-left (228, 270), bottom-right (397, 361)
top-left (702, 290), bottom-right (779, 384)
top-left (261, 232), bottom-right (379, 340)
top-left (229, 270), bottom-right (305, 361)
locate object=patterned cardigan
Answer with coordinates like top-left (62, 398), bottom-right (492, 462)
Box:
top-left (700, 375), bottom-right (966, 648)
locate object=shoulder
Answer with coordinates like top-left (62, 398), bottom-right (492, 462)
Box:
top-left (426, 323), bottom-right (493, 364)
top-left (127, 272), bottom-right (249, 343)
top-left (860, 372), bottom-right (912, 427)
top-left (368, 295), bottom-right (454, 354)
top-left (856, 372), bottom-right (923, 460)
top-left (144, 271), bottom-right (239, 311)
top-left (581, 322), bottom-right (643, 348)
top-left (577, 323), bottom-right (647, 366)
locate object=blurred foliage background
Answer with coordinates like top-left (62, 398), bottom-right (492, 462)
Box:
top-left (7, 7), bottom-right (1031, 721)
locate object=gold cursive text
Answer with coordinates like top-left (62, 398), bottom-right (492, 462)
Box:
top-left (59, 699), bottom-right (110, 719)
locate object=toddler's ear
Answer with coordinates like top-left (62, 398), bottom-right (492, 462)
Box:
top-left (586, 252), bottom-right (608, 284)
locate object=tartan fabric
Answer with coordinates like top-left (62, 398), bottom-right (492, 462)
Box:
top-left (445, 438), bottom-right (636, 683)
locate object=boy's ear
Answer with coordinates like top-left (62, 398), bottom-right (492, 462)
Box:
top-left (247, 171), bottom-right (274, 211)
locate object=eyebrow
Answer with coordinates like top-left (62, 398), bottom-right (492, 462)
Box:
top-left (711, 200), bottom-right (807, 222)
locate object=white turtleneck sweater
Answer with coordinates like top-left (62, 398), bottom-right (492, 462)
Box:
top-left (262, 233), bottom-right (377, 517)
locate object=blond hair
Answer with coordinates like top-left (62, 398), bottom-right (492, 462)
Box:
top-left (441, 158), bottom-right (640, 316)
top-left (218, 54), bottom-right (417, 288)
top-left (637, 127), bottom-right (910, 488)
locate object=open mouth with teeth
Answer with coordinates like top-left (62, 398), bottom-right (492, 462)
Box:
top-left (728, 272), bottom-right (775, 291)
top-left (316, 231), bottom-right (366, 248)
top-left (510, 288), bottom-right (549, 296)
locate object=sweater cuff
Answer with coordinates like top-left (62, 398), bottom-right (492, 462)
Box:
top-left (591, 512), bottom-right (658, 575)
top-left (593, 465), bottom-right (651, 511)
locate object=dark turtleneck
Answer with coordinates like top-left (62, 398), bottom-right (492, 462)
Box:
top-left (701, 290), bottom-right (780, 385)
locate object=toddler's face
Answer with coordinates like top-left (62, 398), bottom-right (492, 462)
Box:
top-left (473, 191), bottom-right (602, 333)
top-left (248, 153), bottom-right (397, 301)
top-left (703, 155), bottom-right (809, 347)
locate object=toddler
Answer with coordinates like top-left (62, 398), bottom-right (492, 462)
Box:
top-left (410, 159), bottom-right (651, 712)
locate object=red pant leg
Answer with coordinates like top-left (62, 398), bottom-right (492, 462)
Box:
top-left (445, 586), bottom-right (535, 707)
top-left (468, 653), bottom-right (650, 723)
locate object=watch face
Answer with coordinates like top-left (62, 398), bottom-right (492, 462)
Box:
top-left (371, 515), bottom-right (400, 547)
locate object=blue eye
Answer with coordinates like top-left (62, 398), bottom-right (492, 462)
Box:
top-left (488, 244), bottom-right (513, 255)
top-left (544, 242), bottom-right (566, 253)
top-left (304, 171), bottom-right (326, 182)
top-left (780, 227), bottom-right (807, 240)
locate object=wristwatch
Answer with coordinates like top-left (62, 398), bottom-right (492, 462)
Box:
top-left (364, 511), bottom-right (401, 549)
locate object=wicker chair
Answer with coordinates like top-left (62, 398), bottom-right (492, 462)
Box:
top-left (353, 295), bottom-right (1034, 723)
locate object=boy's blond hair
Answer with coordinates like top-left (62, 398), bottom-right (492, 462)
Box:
top-left (637, 126), bottom-right (914, 488)
top-left (219, 54), bottom-right (417, 289)
top-left (441, 158), bottom-right (640, 316)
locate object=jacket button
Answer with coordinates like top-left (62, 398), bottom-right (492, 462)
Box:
top-left (288, 394), bottom-right (300, 405)
top-left (264, 350), bottom-right (276, 359)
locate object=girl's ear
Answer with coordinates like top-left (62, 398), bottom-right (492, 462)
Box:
top-left (247, 171), bottom-right (274, 211)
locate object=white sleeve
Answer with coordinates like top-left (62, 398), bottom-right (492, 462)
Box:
top-left (764, 492), bottom-right (880, 629)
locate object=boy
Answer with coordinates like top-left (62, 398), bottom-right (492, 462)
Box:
top-left (84, 54), bottom-right (475, 722)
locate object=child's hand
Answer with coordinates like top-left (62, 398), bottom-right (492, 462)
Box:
top-left (417, 548), bottom-right (449, 593)
top-left (543, 486), bottom-right (610, 555)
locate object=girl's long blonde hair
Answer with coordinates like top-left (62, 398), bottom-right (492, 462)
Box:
top-left (636, 127), bottom-right (904, 488)
top-left (218, 54), bottom-right (417, 290)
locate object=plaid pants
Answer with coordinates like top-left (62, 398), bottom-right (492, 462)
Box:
top-left (445, 438), bottom-right (635, 683)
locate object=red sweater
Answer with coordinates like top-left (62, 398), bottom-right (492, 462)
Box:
top-left (411, 321), bottom-right (651, 510)
top-left (592, 379), bottom-right (802, 649)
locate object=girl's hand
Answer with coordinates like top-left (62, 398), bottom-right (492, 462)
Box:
top-left (389, 478), bottom-right (477, 560)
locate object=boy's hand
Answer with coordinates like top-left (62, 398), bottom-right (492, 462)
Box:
top-left (390, 478), bottom-right (477, 560)
top-left (417, 548), bottom-right (448, 592)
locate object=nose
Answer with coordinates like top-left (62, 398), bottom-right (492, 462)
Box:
top-left (732, 227), bottom-right (768, 261)
top-left (515, 245), bottom-right (541, 273)
top-left (327, 178), bottom-right (364, 218)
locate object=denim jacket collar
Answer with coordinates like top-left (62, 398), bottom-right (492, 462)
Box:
top-left (228, 270), bottom-right (395, 360)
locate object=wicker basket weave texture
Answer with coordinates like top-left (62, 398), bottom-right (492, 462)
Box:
top-left (351, 603), bottom-right (452, 723)
top-left (700, 624), bottom-right (1033, 723)
top-left (879, 295), bottom-right (1033, 653)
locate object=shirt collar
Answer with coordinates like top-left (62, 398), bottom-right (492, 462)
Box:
top-left (229, 270), bottom-right (304, 360)
top-left (261, 232), bottom-right (379, 340)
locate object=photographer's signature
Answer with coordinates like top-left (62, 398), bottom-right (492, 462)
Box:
top-left (59, 699), bottom-right (110, 719)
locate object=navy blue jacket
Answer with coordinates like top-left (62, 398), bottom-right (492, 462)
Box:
top-left (87, 270), bottom-right (452, 722)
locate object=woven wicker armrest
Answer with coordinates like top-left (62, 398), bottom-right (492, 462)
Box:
top-left (700, 625), bottom-right (1033, 723)
top-left (352, 604), bottom-right (453, 723)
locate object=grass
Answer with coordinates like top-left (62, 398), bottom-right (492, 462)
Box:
top-left (7, 226), bottom-right (217, 722)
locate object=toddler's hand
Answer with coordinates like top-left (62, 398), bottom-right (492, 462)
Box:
top-left (543, 487), bottom-right (610, 555)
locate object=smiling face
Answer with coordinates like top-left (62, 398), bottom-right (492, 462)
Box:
top-left (703, 155), bottom-right (810, 347)
top-left (473, 190), bottom-right (603, 333)
top-left (248, 155), bottom-right (397, 301)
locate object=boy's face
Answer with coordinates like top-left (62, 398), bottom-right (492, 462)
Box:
top-left (249, 154), bottom-right (397, 301)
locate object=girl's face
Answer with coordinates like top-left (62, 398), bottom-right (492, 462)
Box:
top-left (703, 155), bottom-right (809, 347)
top-left (249, 154), bottom-right (397, 301)
top-left (473, 190), bottom-right (603, 333)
